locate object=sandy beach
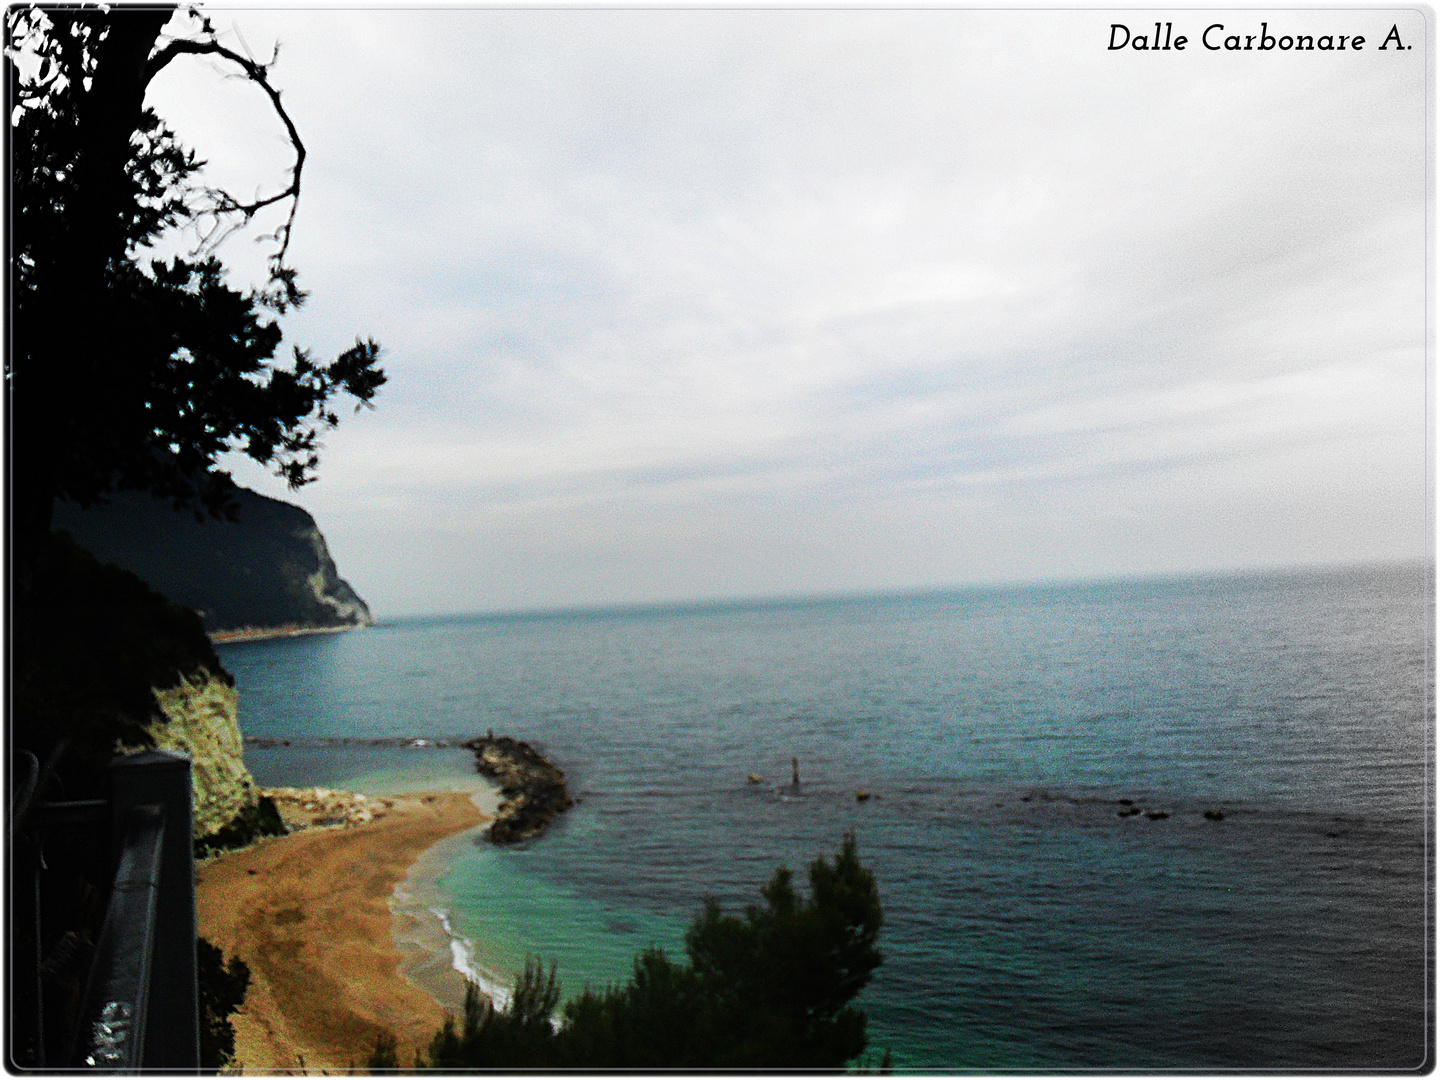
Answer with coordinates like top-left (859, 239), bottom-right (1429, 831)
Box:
top-left (196, 790), bottom-right (489, 1073)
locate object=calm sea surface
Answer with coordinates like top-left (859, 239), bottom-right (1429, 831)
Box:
top-left (222, 562), bottom-right (1433, 1071)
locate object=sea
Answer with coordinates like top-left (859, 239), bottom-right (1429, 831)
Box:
top-left (219, 561), bottom-right (1433, 1072)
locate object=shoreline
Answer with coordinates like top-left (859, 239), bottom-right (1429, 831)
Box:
top-left (196, 788), bottom-right (492, 1073)
top-left (390, 832), bottom-right (516, 1018)
top-left (210, 624), bottom-right (364, 645)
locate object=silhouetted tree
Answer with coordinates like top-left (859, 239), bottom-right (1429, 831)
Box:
top-left (197, 937), bottom-right (251, 1072)
top-left (7, 8), bottom-right (383, 1066)
top-left (7, 0), bottom-right (387, 816)
top-left (366, 1032), bottom-right (400, 1073)
top-left (7, 4), bottom-right (385, 593)
top-left (413, 834), bottom-right (884, 1071)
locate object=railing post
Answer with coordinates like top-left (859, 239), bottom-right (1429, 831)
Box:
top-left (107, 749), bottom-right (199, 1071)
top-left (75, 805), bottom-right (165, 1071)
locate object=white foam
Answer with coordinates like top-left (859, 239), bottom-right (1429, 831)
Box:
top-left (430, 907), bottom-right (512, 1012)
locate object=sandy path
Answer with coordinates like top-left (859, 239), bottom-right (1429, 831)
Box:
top-left (196, 792), bottom-right (486, 1073)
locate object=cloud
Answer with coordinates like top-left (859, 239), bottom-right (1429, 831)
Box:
top-left (142, 8), bottom-right (1429, 614)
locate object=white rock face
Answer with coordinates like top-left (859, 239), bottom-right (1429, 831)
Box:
top-left (147, 671), bottom-right (258, 839)
top-left (302, 525), bottom-right (373, 626)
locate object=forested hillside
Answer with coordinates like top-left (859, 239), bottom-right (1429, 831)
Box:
top-left (54, 487), bottom-right (372, 634)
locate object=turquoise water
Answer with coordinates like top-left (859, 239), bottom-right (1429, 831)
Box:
top-left (223, 562), bottom-right (1432, 1070)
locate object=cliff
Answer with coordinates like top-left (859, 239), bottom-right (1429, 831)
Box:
top-left (145, 672), bottom-right (286, 853)
top-left (148, 673), bottom-right (257, 839)
top-left (52, 487), bottom-right (371, 635)
top-left (14, 532), bottom-right (278, 849)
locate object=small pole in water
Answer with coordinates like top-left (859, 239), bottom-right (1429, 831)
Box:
top-left (792, 756), bottom-right (800, 787)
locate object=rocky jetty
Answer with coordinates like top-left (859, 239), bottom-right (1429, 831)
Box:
top-left (463, 734), bottom-right (573, 844)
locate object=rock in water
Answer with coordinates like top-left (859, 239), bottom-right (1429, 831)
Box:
top-left (464, 735), bottom-right (574, 844)
top-left (52, 486), bottom-right (371, 636)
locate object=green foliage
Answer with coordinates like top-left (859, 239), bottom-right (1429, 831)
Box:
top-left (425, 960), bottom-right (560, 1071)
top-left (197, 936), bottom-right (250, 1072)
top-left (414, 834), bottom-right (883, 1071)
top-left (7, 6), bottom-right (386, 573)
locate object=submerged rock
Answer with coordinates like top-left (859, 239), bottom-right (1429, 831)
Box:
top-left (464, 734), bottom-right (574, 844)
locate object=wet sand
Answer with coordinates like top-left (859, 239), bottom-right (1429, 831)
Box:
top-left (196, 791), bottom-right (488, 1073)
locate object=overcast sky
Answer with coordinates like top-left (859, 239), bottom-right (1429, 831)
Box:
top-left (143, 7), bottom-right (1430, 617)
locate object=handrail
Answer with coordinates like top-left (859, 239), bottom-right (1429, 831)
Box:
top-left (75, 804), bottom-right (166, 1072)
top-left (16, 749), bottom-right (199, 1071)
top-left (33, 799), bottom-right (108, 827)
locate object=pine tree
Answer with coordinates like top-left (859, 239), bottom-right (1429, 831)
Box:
top-left (404, 834), bottom-right (884, 1071)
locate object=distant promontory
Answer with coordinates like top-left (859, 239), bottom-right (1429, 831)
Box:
top-left (52, 486), bottom-right (372, 638)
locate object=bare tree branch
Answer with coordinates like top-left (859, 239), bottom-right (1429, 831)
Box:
top-left (144, 28), bottom-right (306, 304)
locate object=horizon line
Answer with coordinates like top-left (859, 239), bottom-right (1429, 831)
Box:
top-left (368, 553), bottom-right (1432, 627)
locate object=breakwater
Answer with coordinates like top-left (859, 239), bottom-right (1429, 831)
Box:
top-left (462, 734), bottom-right (574, 844)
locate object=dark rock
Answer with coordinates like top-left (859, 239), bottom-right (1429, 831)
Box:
top-left (1203, 809), bottom-right (1225, 821)
top-left (464, 734), bottom-right (573, 845)
top-left (1145, 810), bottom-right (1169, 820)
top-left (194, 795), bottom-right (287, 858)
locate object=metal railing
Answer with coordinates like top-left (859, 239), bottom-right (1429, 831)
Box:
top-left (16, 749), bottom-right (200, 1072)
top-left (78, 805), bottom-right (165, 1070)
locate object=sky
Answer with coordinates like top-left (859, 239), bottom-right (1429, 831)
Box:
top-left (141, 7), bottom-right (1431, 618)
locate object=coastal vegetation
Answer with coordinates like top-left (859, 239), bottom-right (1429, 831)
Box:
top-left (9, 7), bottom-right (386, 591)
top-left (53, 486), bottom-right (374, 636)
top-left (8, 5), bottom-right (383, 1067)
top-left (13, 531), bottom-right (230, 796)
top-left (376, 833), bottom-right (885, 1071)
top-left (197, 937), bottom-right (252, 1071)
